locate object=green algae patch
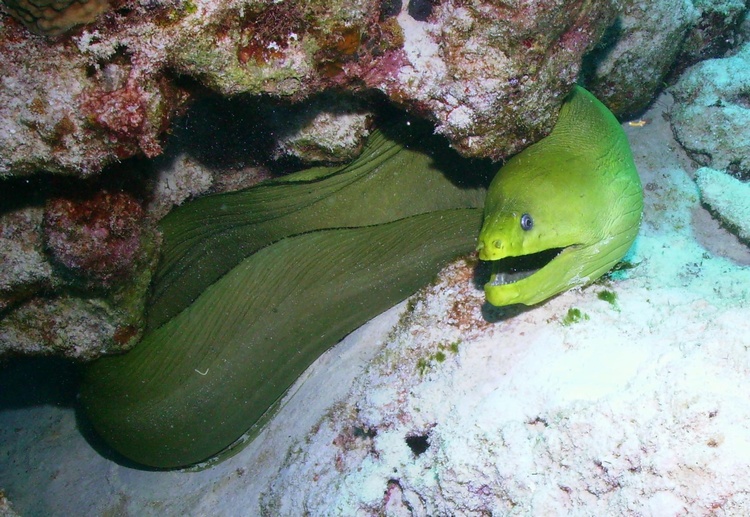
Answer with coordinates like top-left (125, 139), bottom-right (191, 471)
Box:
top-left (416, 341), bottom-right (462, 376)
top-left (597, 289), bottom-right (618, 308)
top-left (561, 307), bottom-right (589, 326)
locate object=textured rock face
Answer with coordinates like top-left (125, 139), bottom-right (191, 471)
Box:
top-left (0, 195), bottom-right (156, 360)
top-left (1, 0), bottom-right (619, 179)
top-left (377, 1), bottom-right (617, 159)
top-left (695, 167), bottom-right (750, 244)
top-left (166, 0), bottom-right (619, 160)
top-left (0, 20), bottom-right (186, 177)
top-left (679, 0), bottom-right (748, 65)
top-left (43, 191), bottom-right (145, 286)
top-left (585, 0), bottom-right (699, 117)
top-left (670, 42), bottom-right (750, 176)
top-left (585, 0), bottom-right (747, 118)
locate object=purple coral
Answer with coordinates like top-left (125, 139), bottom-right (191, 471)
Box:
top-left (43, 191), bottom-right (144, 286)
top-left (82, 76), bottom-right (164, 159)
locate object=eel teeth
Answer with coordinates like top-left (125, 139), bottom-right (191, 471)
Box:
top-left (489, 268), bottom-right (538, 286)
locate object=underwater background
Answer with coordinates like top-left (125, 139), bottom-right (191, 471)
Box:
top-left (2, 0), bottom-right (750, 515)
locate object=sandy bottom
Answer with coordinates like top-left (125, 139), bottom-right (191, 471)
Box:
top-left (2, 93), bottom-right (750, 516)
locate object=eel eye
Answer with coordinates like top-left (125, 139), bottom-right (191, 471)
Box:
top-left (520, 213), bottom-right (533, 231)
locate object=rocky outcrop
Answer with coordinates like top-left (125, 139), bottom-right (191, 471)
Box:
top-left (695, 167), bottom-right (750, 244)
top-left (0, 196), bottom-right (156, 359)
top-left (1, 0), bottom-right (619, 179)
top-left (670, 41), bottom-right (750, 176)
top-left (584, 0), bottom-right (747, 118)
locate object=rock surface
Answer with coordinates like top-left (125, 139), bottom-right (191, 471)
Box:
top-left (670, 41), bottom-right (750, 176)
top-left (695, 167), bottom-right (750, 244)
top-left (1, 0), bottom-right (619, 178)
top-left (0, 19), bottom-right (186, 177)
top-left (0, 490), bottom-right (19, 517)
top-left (585, 0), bottom-right (747, 117)
top-left (0, 196), bottom-right (156, 360)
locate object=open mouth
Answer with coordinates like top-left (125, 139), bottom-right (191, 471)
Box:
top-left (488, 247), bottom-right (565, 286)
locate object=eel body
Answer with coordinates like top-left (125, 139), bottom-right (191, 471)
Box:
top-left (79, 126), bottom-right (487, 469)
top-left (476, 86), bottom-right (643, 307)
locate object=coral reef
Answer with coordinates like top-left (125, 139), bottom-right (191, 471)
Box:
top-left (0, 192), bottom-right (156, 360)
top-left (584, 0), bottom-right (747, 117)
top-left (44, 191), bottom-right (144, 286)
top-left (695, 167), bottom-right (750, 244)
top-left (1, 0), bottom-right (619, 179)
top-left (670, 41), bottom-right (750, 175)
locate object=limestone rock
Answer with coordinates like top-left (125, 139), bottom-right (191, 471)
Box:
top-left (1, 0), bottom-right (619, 177)
top-left (585, 0), bottom-right (747, 117)
top-left (585, 0), bottom-right (700, 117)
top-left (695, 167), bottom-right (750, 244)
top-left (670, 42), bottom-right (750, 176)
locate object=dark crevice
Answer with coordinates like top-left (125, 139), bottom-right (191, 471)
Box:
top-left (379, 0), bottom-right (402, 20)
top-left (405, 433), bottom-right (430, 456)
top-left (489, 246), bottom-right (565, 281)
top-left (407, 0), bottom-right (436, 21)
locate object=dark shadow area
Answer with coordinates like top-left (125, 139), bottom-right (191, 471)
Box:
top-left (373, 96), bottom-right (497, 190)
top-left (153, 87), bottom-right (498, 185)
top-left (0, 160), bottom-right (153, 217)
top-left (579, 17), bottom-right (622, 87)
top-left (155, 89), bottom-right (383, 176)
top-left (0, 356), bottom-right (80, 409)
top-left (407, 0), bottom-right (436, 21)
top-left (156, 93), bottom-right (279, 172)
top-left (0, 356), bottom-right (155, 469)
top-left (480, 299), bottom-right (530, 323)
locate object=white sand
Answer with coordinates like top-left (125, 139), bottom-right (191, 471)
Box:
top-left (2, 93), bottom-right (750, 515)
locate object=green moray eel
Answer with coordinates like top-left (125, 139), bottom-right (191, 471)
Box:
top-left (476, 86), bottom-right (643, 307)
top-left (79, 125), bottom-right (489, 469)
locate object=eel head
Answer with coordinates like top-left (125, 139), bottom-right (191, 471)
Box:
top-left (476, 194), bottom-right (588, 307)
